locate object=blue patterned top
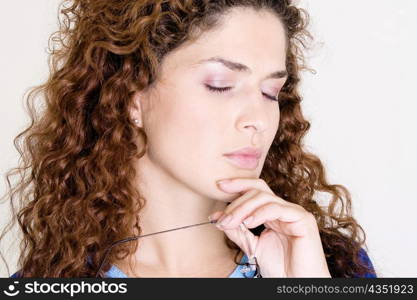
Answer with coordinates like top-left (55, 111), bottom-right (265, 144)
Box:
top-left (103, 252), bottom-right (256, 278)
top-left (10, 248), bottom-right (376, 278)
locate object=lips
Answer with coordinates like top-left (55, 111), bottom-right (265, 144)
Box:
top-left (223, 147), bottom-right (262, 170)
top-left (223, 147), bottom-right (262, 158)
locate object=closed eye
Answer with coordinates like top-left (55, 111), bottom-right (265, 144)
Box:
top-left (204, 84), bottom-right (278, 102)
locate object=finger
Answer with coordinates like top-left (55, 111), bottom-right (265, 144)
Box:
top-left (220, 222), bottom-right (259, 260)
top-left (239, 223), bottom-right (258, 258)
top-left (255, 229), bottom-right (288, 277)
top-left (219, 191), bottom-right (296, 228)
top-left (216, 178), bottom-right (289, 215)
top-left (241, 202), bottom-right (314, 237)
top-left (222, 188), bottom-right (261, 215)
top-left (216, 178), bottom-right (274, 195)
top-left (210, 212), bottom-right (260, 260)
top-left (208, 189), bottom-right (259, 222)
top-left (208, 211), bottom-right (224, 222)
top-left (216, 191), bottom-right (285, 230)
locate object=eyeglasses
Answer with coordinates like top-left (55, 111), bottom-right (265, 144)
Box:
top-left (94, 220), bottom-right (261, 278)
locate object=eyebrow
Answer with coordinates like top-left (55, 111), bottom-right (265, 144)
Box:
top-left (196, 56), bottom-right (288, 80)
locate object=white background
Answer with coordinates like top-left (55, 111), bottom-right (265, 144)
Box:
top-left (1, 0), bottom-right (416, 277)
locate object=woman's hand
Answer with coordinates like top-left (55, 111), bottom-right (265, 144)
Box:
top-left (208, 178), bottom-right (331, 278)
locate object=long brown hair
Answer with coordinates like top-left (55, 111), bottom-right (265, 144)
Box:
top-left (0, 0), bottom-right (376, 277)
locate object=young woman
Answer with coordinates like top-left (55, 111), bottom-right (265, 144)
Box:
top-left (2, 0), bottom-right (377, 278)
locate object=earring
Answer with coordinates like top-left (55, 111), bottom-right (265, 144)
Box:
top-left (134, 119), bottom-right (139, 124)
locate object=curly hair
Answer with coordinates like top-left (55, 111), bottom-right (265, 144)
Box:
top-left (0, 0), bottom-right (376, 278)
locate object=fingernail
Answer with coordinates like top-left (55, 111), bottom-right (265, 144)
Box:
top-left (218, 214), bottom-right (233, 226)
top-left (216, 213), bottom-right (227, 223)
top-left (208, 215), bottom-right (219, 223)
top-left (243, 216), bottom-right (254, 226)
top-left (217, 179), bottom-right (232, 186)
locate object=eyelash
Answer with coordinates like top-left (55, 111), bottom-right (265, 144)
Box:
top-left (204, 84), bottom-right (278, 102)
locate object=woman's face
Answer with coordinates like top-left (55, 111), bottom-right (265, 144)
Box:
top-left (135, 8), bottom-right (287, 201)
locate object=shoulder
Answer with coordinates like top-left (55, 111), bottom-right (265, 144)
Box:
top-left (10, 270), bottom-right (22, 278)
top-left (354, 248), bottom-right (377, 278)
top-left (10, 249), bottom-right (377, 278)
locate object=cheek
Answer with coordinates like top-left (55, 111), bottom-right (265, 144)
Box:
top-left (173, 101), bottom-right (223, 149)
top-left (150, 93), bottom-right (223, 154)
top-left (153, 97), bottom-right (227, 188)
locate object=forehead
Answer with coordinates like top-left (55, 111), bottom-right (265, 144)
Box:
top-left (162, 8), bottom-right (287, 74)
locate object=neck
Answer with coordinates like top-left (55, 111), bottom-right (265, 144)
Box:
top-left (117, 153), bottom-right (237, 276)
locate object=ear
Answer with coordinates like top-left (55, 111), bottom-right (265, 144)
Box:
top-left (130, 91), bottom-right (144, 127)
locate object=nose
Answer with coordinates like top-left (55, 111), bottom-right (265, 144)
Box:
top-left (237, 99), bottom-right (269, 134)
top-left (237, 113), bottom-right (267, 147)
top-left (240, 120), bottom-right (263, 132)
